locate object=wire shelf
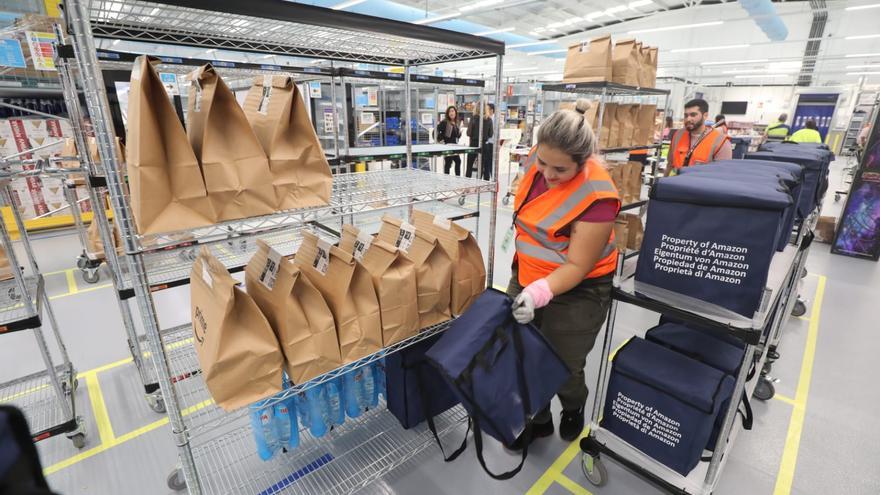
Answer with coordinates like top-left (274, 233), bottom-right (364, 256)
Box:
top-left (144, 320), bottom-right (454, 439)
top-left (86, 0), bottom-right (502, 65)
top-left (0, 362), bottom-right (75, 436)
top-left (192, 403), bottom-right (468, 495)
top-left (0, 276), bottom-right (41, 328)
top-left (541, 81), bottom-right (671, 96)
top-left (133, 169), bottom-right (492, 252)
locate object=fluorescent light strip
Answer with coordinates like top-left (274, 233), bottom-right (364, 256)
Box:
top-left (723, 68), bottom-right (797, 74)
top-left (846, 33), bottom-right (880, 40)
top-left (509, 41), bottom-right (558, 48)
top-left (671, 44), bottom-right (749, 53)
top-left (629, 0), bottom-right (654, 8)
top-left (846, 52), bottom-right (880, 58)
top-left (460, 0), bottom-right (504, 12)
top-left (847, 64), bottom-right (880, 69)
top-left (527, 49), bottom-right (568, 56)
top-left (700, 58), bottom-right (768, 66)
top-left (734, 74), bottom-right (792, 79)
top-left (413, 12), bottom-right (460, 24)
top-left (845, 3), bottom-right (880, 10)
top-left (332, 0), bottom-right (367, 9)
top-left (847, 71), bottom-right (880, 75)
top-left (475, 27), bottom-right (515, 36)
top-left (629, 21), bottom-right (722, 35)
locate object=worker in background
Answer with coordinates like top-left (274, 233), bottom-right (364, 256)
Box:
top-left (765, 113), bottom-right (791, 142)
top-left (661, 115), bottom-right (674, 140)
top-left (436, 106), bottom-right (461, 175)
top-left (789, 119), bottom-right (823, 144)
top-left (857, 122), bottom-right (872, 150)
top-left (714, 114), bottom-right (729, 135)
top-left (466, 103), bottom-right (494, 180)
top-left (666, 98), bottom-right (732, 176)
top-left (507, 99), bottom-right (619, 449)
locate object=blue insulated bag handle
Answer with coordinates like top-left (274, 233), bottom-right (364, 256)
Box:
top-left (465, 319), bottom-right (534, 480)
top-left (411, 361), bottom-right (471, 462)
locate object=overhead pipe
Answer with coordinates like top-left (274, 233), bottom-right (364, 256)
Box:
top-left (738, 0), bottom-right (789, 41)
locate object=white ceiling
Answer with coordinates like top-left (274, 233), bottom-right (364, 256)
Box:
top-left (386, 0), bottom-right (880, 86)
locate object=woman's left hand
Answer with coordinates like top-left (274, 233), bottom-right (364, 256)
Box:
top-left (512, 292), bottom-right (536, 324)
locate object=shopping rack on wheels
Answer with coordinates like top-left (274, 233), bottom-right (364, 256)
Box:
top-left (579, 223), bottom-right (814, 493)
top-left (0, 169), bottom-right (86, 448)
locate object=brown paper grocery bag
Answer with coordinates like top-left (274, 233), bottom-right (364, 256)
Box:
top-left (615, 104), bottom-right (637, 149)
top-left (613, 217), bottom-right (629, 252)
top-left (86, 218), bottom-right (122, 258)
top-left (127, 56), bottom-right (215, 234)
top-left (244, 76), bottom-right (332, 210)
top-left (339, 225), bottom-right (419, 346)
top-left (622, 213), bottom-right (644, 250)
top-left (61, 136), bottom-right (127, 185)
top-left (0, 246), bottom-right (13, 281)
top-left (563, 36), bottom-right (613, 83)
top-left (294, 231), bottom-right (382, 362)
top-left (600, 103), bottom-right (618, 150)
top-left (647, 47), bottom-right (659, 88)
top-left (637, 45), bottom-right (651, 88)
top-left (605, 161), bottom-right (625, 198)
top-left (187, 64), bottom-right (276, 221)
top-left (634, 105), bottom-right (657, 146)
top-left (624, 161), bottom-right (644, 203)
top-left (245, 240), bottom-right (341, 384)
top-left (190, 247), bottom-right (283, 411)
top-left (378, 215), bottom-right (453, 329)
top-left (612, 39), bottom-right (641, 87)
top-left (411, 210), bottom-right (485, 315)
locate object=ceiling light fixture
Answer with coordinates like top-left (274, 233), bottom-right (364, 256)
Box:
top-left (700, 58), bottom-right (769, 66)
top-left (847, 64), bottom-right (880, 69)
top-left (671, 43), bottom-right (749, 53)
top-left (629, 0), bottom-right (654, 8)
top-left (586, 11), bottom-right (607, 21)
top-left (847, 71), bottom-right (880, 75)
top-left (413, 12), bottom-right (460, 25)
top-left (332, 0), bottom-right (367, 9)
top-left (475, 27), bottom-right (515, 36)
top-left (527, 48), bottom-right (568, 56)
top-left (845, 3), bottom-right (880, 10)
top-left (629, 21), bottom-right (722, 35)
top-left (460, 0), bottom-right (505, 13)
top-left (734, 74), bottom-right (792, 79)
top-left (846, 33), bottom-right (880, 40)
top-left (845, 52), bottom-right (880, 58)
top-left (509, 40), bottom-right (557, 48)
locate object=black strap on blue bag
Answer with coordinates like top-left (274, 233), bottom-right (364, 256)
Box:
top-left (462, 320), bottom-right (534, 481)
top-left (412, 363), bottom-right (471, 462)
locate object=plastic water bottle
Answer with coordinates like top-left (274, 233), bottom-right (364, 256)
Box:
top-left (343, 367), bottom-right (376, 418)
top-left (274, 398), bottom-right (299, 451)
top-left (325, 378), bottom-right (346, 426)
top-left (297, 388), bottom-right (329, 438)
top-left (249, 405), bottom-right (277, 461)
top-left (373, 360), bottom-right (386, 405)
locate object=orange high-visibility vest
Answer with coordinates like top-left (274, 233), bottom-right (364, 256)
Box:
top-left (668, 127), bottom-right (730, 170)
top-left (513, 154), bottom-right (620, 287)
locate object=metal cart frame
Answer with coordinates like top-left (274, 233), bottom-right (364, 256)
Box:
top-left (60, 0), bottom-right (504, 492)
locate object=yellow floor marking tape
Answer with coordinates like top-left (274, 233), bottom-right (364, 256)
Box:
top-left (773, 275), bottom-right (826, 495)
top-left (64, 269), bottom-right (79, 295)
top-left (48, 283), bottom-right (112, 300)
top-left (555, 473), bottom-right (593, 495)
top-left (526, 427), bottom-right (591, 494)
top-left (774, 394), bottom-right (797, 407)
top-left (84, 372), bottom-right (115, 445)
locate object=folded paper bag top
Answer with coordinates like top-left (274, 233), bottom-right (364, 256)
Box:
top-left (377, 215), bottom-right (453, 329)
top-left (186, 64), bottom-right (277, 221)
top-left (339, 224), bottom-right (420, 346)
top-left (294, 231), bottom-right (383, 363)
top-left (563, 35), bottom-right (613, 83)
top-left (127, 56), bottom-right (215, 234)
top-left (244, 75), bottom-right (332, 210)
top-left (189, 246), bottom-right (283, 411)
top-left (244, 239), bottom-right (341, 385)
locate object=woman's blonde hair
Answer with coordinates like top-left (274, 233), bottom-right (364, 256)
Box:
top-left (537, 98), bottom-right (596, 166)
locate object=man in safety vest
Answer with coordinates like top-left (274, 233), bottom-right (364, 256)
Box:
top-left (764, 113), bottom-right (791, 143)
top-left (666, 98), bottom-right (732, 176)
top-left (789, 119), bottom-right (823, 144)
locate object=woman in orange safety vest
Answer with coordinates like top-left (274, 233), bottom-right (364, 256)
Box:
top-left (506, 99), bottom-right (620, 449)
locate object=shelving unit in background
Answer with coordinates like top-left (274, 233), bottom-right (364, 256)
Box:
top-left (59, 0), bottom-right (505, 493)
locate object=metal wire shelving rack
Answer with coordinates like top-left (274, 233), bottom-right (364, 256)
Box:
top-left (0, 160), bottom-right (86, 448)
top-left (59, 0), bottom-right (505, 492)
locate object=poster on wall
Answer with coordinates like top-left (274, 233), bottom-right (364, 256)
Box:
top-left (0, 39), bottom-right (26, 68)
top-left (832, 110), bottom-right (880, 260)
top-left (25, 31), bottom-right (57, 71)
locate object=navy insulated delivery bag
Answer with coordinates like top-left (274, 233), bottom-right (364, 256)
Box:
top-left (746, 150), bottom-right (828, 214)
top-left (645, 323), bottom-right (753, 448)
top-left (385, 333), bottom-right (460, 430)
top-left (602, 337), bottom-right (735, 476)
top-left (636, 175), bottom-right (793, 318)
top-left (425, 289), bottom-right (570, 479)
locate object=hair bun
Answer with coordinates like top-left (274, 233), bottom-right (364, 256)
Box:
top-left (574, 98), bottom-right (592, 115)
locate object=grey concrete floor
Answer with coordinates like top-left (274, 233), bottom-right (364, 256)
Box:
top-left (1, 155), bottom-right (878, 494)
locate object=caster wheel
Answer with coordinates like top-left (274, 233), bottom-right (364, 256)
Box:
top-left (753, 378), bottom-right (775, 401)
top-left (76, 255), bottom-right (88, 270)
top-left (149, 397), bottom-right (166, 414)
top-left (834, 194), bottom-right (841, 202)
top-left (70, 433), bottom-right (86, 449)
top-left (800, 267), bottom-right (808, 279)
top-left (762, 361), bottom-right (772, 375)
top-left (82, 269), bottom-right (100, 284)
top-left (582, 453), bottom-right (608, 487)
top-left (502, 195), bottom-right (510, 206)
top-left (167, 469), bottom-right (186, 491)
top-left (62, 377), bottom-right (79, 395)
top-left (458, 196), bottom-right (466, 206)
top-left (792, 300), bottom-right (807, 317)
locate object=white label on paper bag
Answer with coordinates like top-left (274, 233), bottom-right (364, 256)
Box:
top-left (258, 246), bottom-right (283, 290)
top-left (201, 264), bottom-right (213, 288)
top-left (313, 239), bottom-right (331, 275)
top-left (396, 221), bottom-right (416, 253)
top-left (258, 75), bottom-right (272, 115)
top-left (579, 41), bottom-right (590, 52)
top-left (432, 216), bottom-right (452, 230)
top-left (352, 231), bottom-right (373, 262)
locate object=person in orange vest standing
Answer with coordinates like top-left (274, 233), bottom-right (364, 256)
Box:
top-left (506, 99), bottom-right (620, 449)
top-left (666, 99), bottom-right (732, 176)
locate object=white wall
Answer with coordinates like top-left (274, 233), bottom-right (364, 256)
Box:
top-left (702, 86), bottom-right (795, 125)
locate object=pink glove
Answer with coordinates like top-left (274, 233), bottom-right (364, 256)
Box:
top-left (523, 278), bottom-right (553, 309)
